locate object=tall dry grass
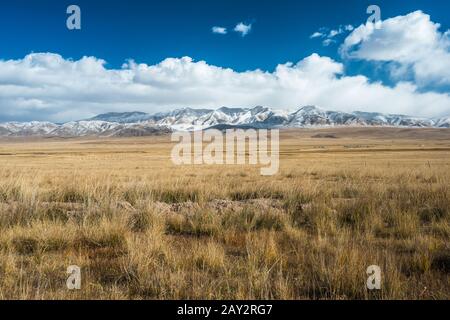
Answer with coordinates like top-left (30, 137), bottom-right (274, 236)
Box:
top-left (0, 130), bottom-right (448, 299)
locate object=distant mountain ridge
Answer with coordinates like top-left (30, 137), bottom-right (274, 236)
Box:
top-left (88, 111), bottom-right (154, 123)
top-left (85, 106), bottom-right (450, 130)
top-left (0, 106), bottom-right (449, 137)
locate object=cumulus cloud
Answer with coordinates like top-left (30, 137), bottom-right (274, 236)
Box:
top-left (212, 26), bottom-right (227, 34)
top-left (0, 52), bottom-right (449, 122)
top-left (310, 32), bottom-right (324, 39)
top-left (328, 29), bottom-right (341, 38)
top-left (234, 22), bottom-right (252, 36)
top-left (311, 25), bottom-right (354, 46)
top-left (344, 25), bottom-right (354, 32)
top-left (341, 10), bottom-right (450, 87)
top-left (322, 39), bottom-right (336, 47)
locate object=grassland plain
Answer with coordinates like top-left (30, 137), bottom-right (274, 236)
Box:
top-left (0, 127), bottom-right (449, 299)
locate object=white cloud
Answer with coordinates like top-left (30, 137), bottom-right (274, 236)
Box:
top-left (328, 25), bottom-right (354, 38)
top-left (341, 10), bottom-right (450, 87)
top-left (234, 22), bottom-right (252, 37)
top-left (322, 39), bottom-right (336, 47)
top-left (344, 25), bottom-right (354, 31)
top-left (0, 52), bottom-right (449, 122)
top-left (310, 32), bottom-right (324, 39)
top-left (311, 25), bottom-right (354, 46)
top-left (212, 26), bottom-right (227, 34)
top-left (328, 29), bottom-right (341, 38)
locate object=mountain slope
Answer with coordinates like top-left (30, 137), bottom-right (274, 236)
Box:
top-left (87, 112), bottom-right (153, 123)
top-left (0, 106), bottom-right (449, 137)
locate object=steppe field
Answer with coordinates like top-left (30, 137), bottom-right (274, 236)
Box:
top-left (0, 127), bottom-right (449, 300)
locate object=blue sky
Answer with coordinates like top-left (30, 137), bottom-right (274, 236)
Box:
top-left (2, 0), bottom-right (448, 72)
top-left (0, 0), bottom-right (449, 121)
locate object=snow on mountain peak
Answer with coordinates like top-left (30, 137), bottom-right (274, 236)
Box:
top-left (0, 106), bottom-right (449, 137)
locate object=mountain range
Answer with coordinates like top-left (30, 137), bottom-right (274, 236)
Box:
top-left (0, 106), bottom-right (449, 137)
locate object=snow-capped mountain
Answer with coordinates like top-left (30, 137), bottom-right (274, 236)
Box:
top-left (0, 121), bottom-right (59, 136)
top-left (132, 106), bottom-right (447, 130)
top-left (51, 121), bottom-right (121, 136)
top-left (149, 106), bottom-right (290, 130)
top-left (0, 120), bottom-right (171, 137)
top-left (351, 111), bottom-right (435, 127)
top-left (87, 112), bottom-right (154, 123)
top-left (0, 106), bottom-right (449, 137)
top-left (435, 117), bottom-right (450, 128)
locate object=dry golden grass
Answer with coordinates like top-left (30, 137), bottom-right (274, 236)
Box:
top-left (0, 127), bottom-right (448, 300)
